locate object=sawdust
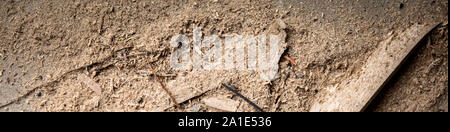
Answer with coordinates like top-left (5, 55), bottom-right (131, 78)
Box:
top-left (311, 23), bottom-right (440, 112)
top-left (367, 22), bottom-right (449, 112)
top-left (0, 0), bottom-right (448, 112)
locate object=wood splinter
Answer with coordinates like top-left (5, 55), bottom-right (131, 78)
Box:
top-left (149, 65), bottom-right (181, 111)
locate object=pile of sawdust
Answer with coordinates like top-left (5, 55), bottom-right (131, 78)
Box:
top-left (0, 0), bottom-right (447, 112)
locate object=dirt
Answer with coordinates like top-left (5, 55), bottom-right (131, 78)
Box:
top-left (0, 0), bottom-right (447, 112)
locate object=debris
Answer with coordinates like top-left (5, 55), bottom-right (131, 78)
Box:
top-left (156, 71), bottom-right (226, 111)
top-left (149, 65), bottom-right (180, 110)
top-left (296, 72), bottom-right (304, 78)
top-left (310, 23), bottom-right (441, 112)
top-left (189, 104), bottom-right (203, 112)
top-left (77, 74), bottom-right (102, 95)
top-left (136, 70), bottom-right (177, 77)
top-left (276, 18), bottom-right (287, 29)
top-left (35, 90), bottom-right (42, 97)
top-left (0, 69), bottom-right (3, 77)
top-left (203, 97), bottom-right (240, 112)
top-left (313, 17), bottom-right (318, 22)
top-left (284, 56), bottom-right (297, 66)
top-left (98, 14), bottom-right (105, 35)
top-left (222, 83), bottom-right (264, 112)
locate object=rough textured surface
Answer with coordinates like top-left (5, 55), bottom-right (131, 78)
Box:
top-left (203, 96), bottom-right (240, 112)
top-left (311, 23), bottom-right (439, 112)
top-left (0, 0), bottom-right (448, 112)
top-left (367, 22), bottom-right (448, 112)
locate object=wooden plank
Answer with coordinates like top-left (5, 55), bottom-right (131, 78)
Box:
top-left (310, 23), bottom-right (440, 112)
top-left (203, 97), bottom-right (240, 112)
